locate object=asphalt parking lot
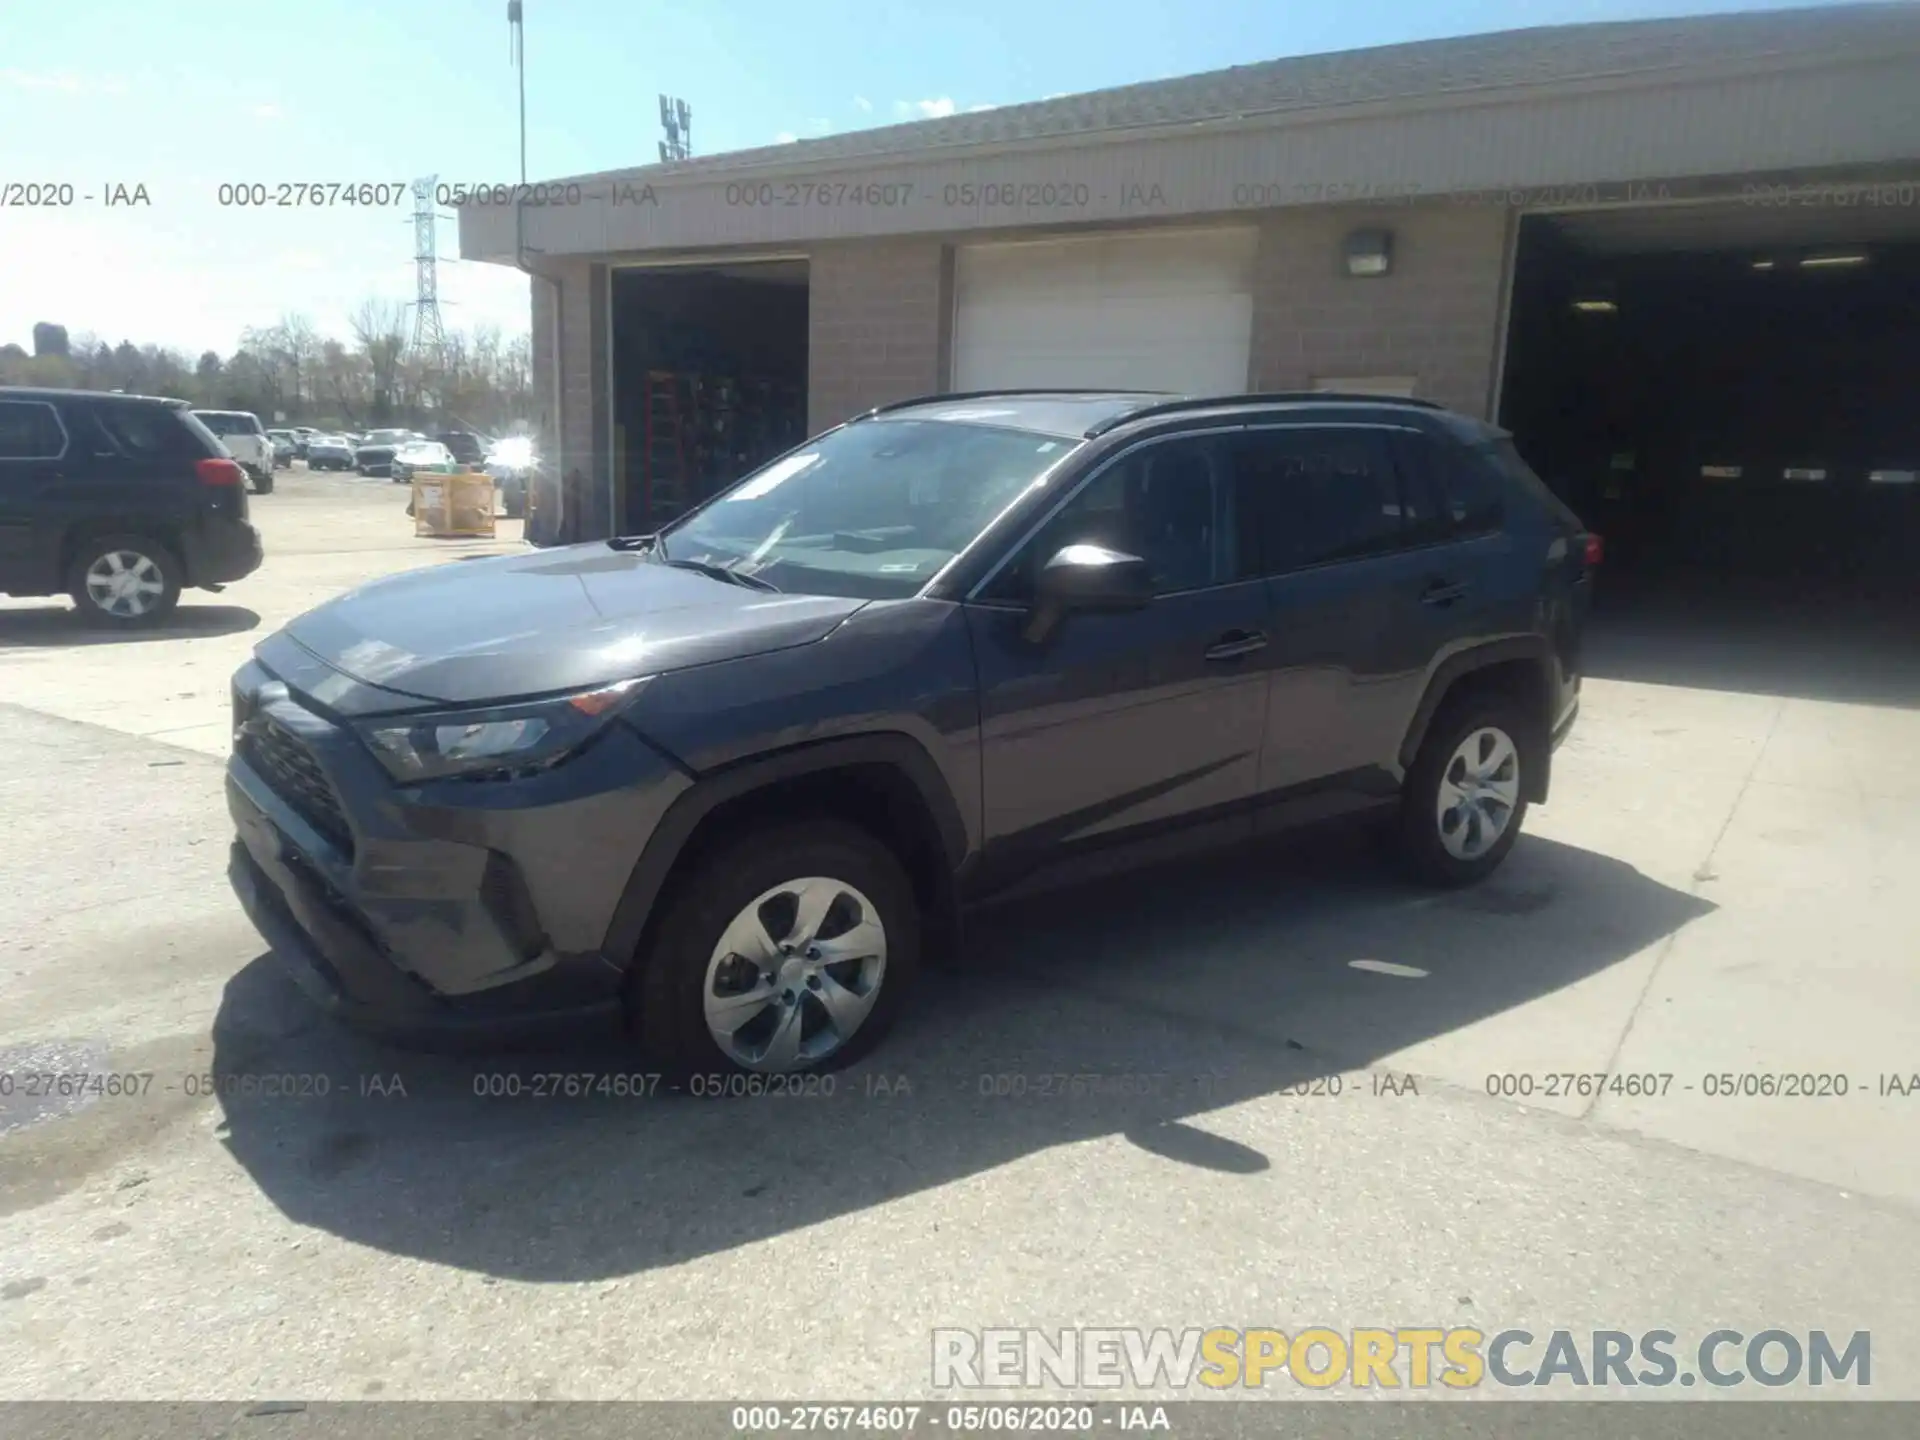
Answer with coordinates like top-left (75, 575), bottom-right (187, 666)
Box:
top-left (2, 470), bottom-right (1919, 1401)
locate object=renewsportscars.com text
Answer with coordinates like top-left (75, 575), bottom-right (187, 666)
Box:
top-left (932, 1327), bottom-right (1871, 1390)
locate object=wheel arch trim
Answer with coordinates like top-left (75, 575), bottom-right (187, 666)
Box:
top-left (600, 730), bottom-right (967, 970)
top-left (1397, 635), bottom-right (1556, 802)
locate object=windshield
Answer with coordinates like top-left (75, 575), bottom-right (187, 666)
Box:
top-left (659, 419), bottom-right (1077, 600)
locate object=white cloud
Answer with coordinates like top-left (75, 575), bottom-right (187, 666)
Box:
top-left (253, 103), bottom-right (282, 120)
top-left (853, 96), bottom-right (872, 112)
top-left (1042, 92), bottom-right (1069, 100)
top-left (774, 131), bottom-right (797, 144)
top-left (1, 68), bottom-right (126, 95)
top-left (895, 97), bottom-right (957, 120)
top-left (969, 103), bottom-right (996, 112)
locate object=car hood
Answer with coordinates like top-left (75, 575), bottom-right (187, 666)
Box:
top-left (281, 544), bottom-right (868, 706)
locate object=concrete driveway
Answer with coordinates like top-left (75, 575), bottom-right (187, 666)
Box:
top-left (2, 485), bottom-right (1917, 1401)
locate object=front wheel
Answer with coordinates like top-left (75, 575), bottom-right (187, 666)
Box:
top-left (1396, 698), bottom-right (1532, 886)
top-left (68, 533), bottom-right (182, 628)
top-left (631, 821), bottom-right (921, 1078)
top-left (253, 473), bottom-right (274, 494)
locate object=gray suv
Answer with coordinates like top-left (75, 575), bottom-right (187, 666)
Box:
top-left (226, 390), bottom-right (1596, 1075)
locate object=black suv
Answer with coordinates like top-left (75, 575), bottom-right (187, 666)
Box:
top-left (0, 387), bottom-right (265, 627)
top-left (226, 391), bottom-right (1594, 1072)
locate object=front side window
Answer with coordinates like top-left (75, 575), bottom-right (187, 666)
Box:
top-left (662, 419), bottom-right (1076, 600)
top-left (0, 401), bottom-right (67, 460)
top-left (983, 437), bottom-right (1238, 601)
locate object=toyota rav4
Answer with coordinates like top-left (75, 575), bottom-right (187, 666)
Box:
top-left (226, 390), bottom-right (1595, 1074)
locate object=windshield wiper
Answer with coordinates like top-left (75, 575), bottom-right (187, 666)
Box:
top-left (662, 557), bottom-right (780, 592)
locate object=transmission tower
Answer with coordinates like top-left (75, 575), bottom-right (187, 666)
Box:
top-left (659, 95), bottom-right (691, 162)
top-left (408, 175), bottom-right (449, 373)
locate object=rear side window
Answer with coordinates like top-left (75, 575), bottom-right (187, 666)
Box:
top-left (1426, 438), bottom-right (1506, 535)
top-left (1481, 437), bottom-right (1583, 531)
top-left (93, 403), bottom-right (210, 460)
top-left (1227, 426), bottom-right (1409, 575)
top-left (0, 400), bottom-right (68, 459)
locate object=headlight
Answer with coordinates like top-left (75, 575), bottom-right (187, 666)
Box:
top-left (354, 677), bottom-right (648, 782)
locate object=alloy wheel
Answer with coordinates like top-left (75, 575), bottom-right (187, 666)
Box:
top-left (1435, 726), bottom-right (1521, 861)
top-left (702, 876), bottom-right (888, 1072)
top-left (84, 550), bottom-right (167, 620)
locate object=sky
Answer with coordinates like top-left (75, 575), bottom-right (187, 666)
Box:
top-left (0, 0), bottom-right (1839, 359)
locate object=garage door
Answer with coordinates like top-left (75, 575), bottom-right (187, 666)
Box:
top-left (952, 228), bottom-right (1256, 395)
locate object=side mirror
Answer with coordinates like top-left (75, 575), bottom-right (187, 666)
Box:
top-left (1022, 543), bottom-right (1153, 642)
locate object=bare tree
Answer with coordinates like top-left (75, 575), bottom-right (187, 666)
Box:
top-left (275, 313), bottom-right (321, 408)
top-left (348, 298), bottom-right (409, 422)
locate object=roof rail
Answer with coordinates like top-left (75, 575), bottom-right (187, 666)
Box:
top-left (1083, 391), bottom-right (1446, 437)
top-left (852, 388), bottom-right (1174, 421)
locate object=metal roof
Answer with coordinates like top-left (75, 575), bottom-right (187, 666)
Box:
top-left (582, 4), bottom-right (1920, 185)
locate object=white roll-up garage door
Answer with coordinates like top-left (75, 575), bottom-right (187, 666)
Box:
top-left (952, 228), bottom-right (1257, 395)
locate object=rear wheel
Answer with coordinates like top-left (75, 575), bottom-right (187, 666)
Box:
top-left (1396, 697), bottom-right (1531, 886)
top-left (631, 821), bottom-right (920, 1079)
top-left (252, 472), bottom-right (274, 494)
top-left (68, 533), bottom-right (182, 628)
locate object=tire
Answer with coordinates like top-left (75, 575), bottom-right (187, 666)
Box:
top-left (67, 533), bottom-right (183, 628)
top-left (253, 473), bottom-right (274, 494)
top-left (631, 820), bottom-right (921, 1079)
top-left (1396, 694), bottom-right (1533, 887)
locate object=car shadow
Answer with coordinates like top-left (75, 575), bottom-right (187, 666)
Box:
top-left (210, 825), bottom-right (1712, 1282)
top-left (0, 604), bottom-right (261, 647)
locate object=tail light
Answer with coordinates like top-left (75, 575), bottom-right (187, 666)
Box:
top-left (1582, 532), bottom-right (1605, 567)
top-left (196, 457), bottom-right (244, 486)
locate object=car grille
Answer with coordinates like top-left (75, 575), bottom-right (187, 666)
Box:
top-left (242, 720), bottom-right (356, 859)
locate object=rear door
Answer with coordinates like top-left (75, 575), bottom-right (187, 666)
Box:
top-left (1389, 428), bottom-right (1543, 665)
top-left (0, 397), bottom-right (75, 593)
top-left (1225, 422), bottom-right (1450, 821)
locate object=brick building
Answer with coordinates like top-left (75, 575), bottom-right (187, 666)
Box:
top-left (460, 3), bottom-right (1920, 588)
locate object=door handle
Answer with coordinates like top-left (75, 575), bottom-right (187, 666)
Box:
top-left (1204, 629), bottom-right (1268, 661)
top-left (1421, 579), bottom-right (1469, 607)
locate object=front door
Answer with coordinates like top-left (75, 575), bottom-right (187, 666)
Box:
top-left (963, 433), bottom-right (1271, 889)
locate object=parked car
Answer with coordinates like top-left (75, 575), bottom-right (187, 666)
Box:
top-left (304, 435), bottom-right (356, 472)
top-left (435, 430), bottom-right (487, 467)
top-left (265, 430), bottom-right (297, 468)
top-left (290, 427), bottom-right (320, 460)
top-left (0, 386), bottom-right (264, 626)
top-left (192, 409), bottom-right (276, 493)
top-left (389, 440), bottom-right (456, 485)
top-left (225, 389), bottom-right (1594, 1075)
top-left (354, 429), bottom-right (420, 479)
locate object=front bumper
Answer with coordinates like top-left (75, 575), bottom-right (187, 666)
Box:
top-left (224, 641), bottom-right (686, 1047)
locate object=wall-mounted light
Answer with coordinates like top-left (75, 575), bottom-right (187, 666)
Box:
top-left (1800, 251), bottom-right (1868, 268)
top-left (1343, 229), bottom-right (1393, 277)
